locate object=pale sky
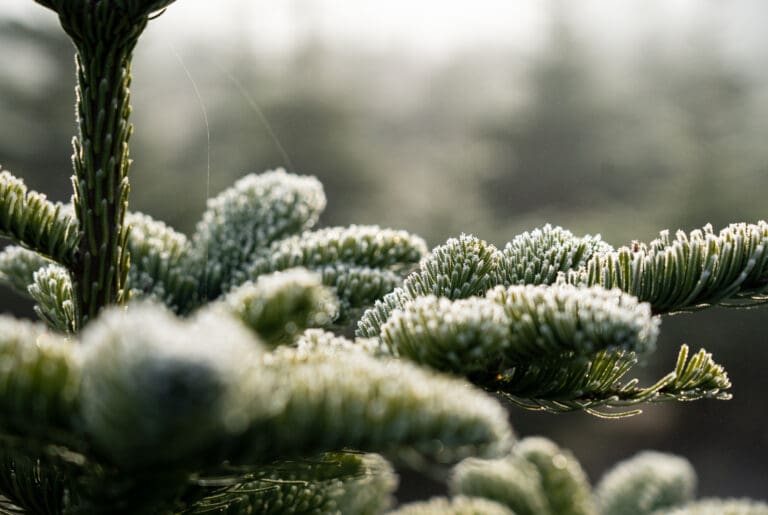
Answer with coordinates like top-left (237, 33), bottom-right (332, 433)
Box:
top-left (3, 0), bottom-right (764, 78)
top-left (0, 0), bottom-right (723, 62)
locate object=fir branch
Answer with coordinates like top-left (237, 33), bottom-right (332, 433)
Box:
top-left (494, 344), bottom-right (731, 416)
top-left (248, 225), bottom-right (427, 277)
top-left (450, 455), bottom-right (551, 515)
top-left (380, 295), bottom-right (510, 376)
top-left (595, 451), bottom-right (696, 515)
top-left (190, 170), bottom-right (326, 299)
top-left (0, 246), bottom-right (51, 299)
top-left (184, 452), bottom-right (396, 515)
top-left (223, 269), bottom-right (338, 346)
top-left (500, 224), bottom-right (612, 286)
top-left (572, 221), bottom-right (768, 314)
top-left (488, 284), bottom-right (658, 358)
top-left (317, 264), bottom-right (404, 320)
top-left (514, 437), bottom-right (596, 515)
top-left (78, 305), bottom-right (263, 471)
top-left (0, 451), bottom-right (65, 515)
top-left (389, 495), bottom-right (515, 515)
top-left (0, 317), bottom-right (79, 437)
top-left (125, 212), bottom-right (197, 313)
top-left (236, 340), bottom-right (513, 466)
top-left (78, 306), bottom-right (511, 471)
top-left (378, 284), bottom-right (657, 385)
top-left (29, 265), bottom-right (76, 334)
top-left (656, 498), bottom-right (768, 515)
top-left (0, 171), bottom-right (78, 267)
top-left (245, 225), bottom-right (427, 317)
top-left (357, 234), bottom-right (501, 338)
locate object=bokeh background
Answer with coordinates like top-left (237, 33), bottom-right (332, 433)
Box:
top-left (1, 0), bottom-right (767, 504)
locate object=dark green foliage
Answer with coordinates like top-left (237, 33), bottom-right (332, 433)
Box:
top-left (223, 269), bottom-right (338, 346)
top-left (124, 212), bottom-right (198, 313)
top-left (0, 247), bottom-right (51, 297)
top-left (430, 438), bottom-right (753, 515)
top-left (492, 344), bottom-right (731, 416)
top-left (515, 437), bottom-right (596, 515)
top-left (0, 317), bottom-right (78, 437)
top-left (78, 306), bottom-right (262, 470)
top-left (28, 265), bottom-right (75, 334)
top-left (247, 225), bottom-right (426, 318)
top-left (236, 336), bottom-right (513, 465)
top-left (573, 222), bottom-right (768, 314)
top-left (359, 224), bottom-right (741, 414)
top-left (595, 451), bottom-right (696, 515)
top-left (190, 170), bottom-right (326, 299)
top-left (450, 454), bottom-right (550, 515)
top-left (658, 499), bottom-right (768, 515)
top-left (501, 224), bottom-right (612, 286)
top-left (0, 171), bottom-right (77, 267)
top-left (184, 453), bottom-right (396, 515)
top-left (0, 451), bottom-right (65, 515)
top-left (357, 235), bottom-right (501, 338)
top-left (390, 495), bottom-right (515, 515)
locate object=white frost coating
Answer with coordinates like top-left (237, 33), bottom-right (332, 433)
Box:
top-left (192, 169), bottom-right (326, 295)
top-left (78, 304), bottom-right (266, 468)
top-left (596, 451), bottom-right (697, 515)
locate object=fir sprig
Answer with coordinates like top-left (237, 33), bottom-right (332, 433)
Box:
top-left (0, 171), bottom-right (78, 267)
top-left (572, 222), bottom-right (768, 313)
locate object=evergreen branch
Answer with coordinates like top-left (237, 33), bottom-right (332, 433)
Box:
top-left (380, 295), bottom-right (510, 376)
top-left (450, 455), bottom-right (551, 515)
top-left (0, 170), bottom-right (78, 267)
top-left (0, 317), bottom-right (79, 437)
top-left (389, 495), bottom-right (515, 515)
top-left (29, 265), bottom-right (76, 334)
top-left (184, 452), bottom-right (396, 515)
top-left (295, 329), bottom-right (384, 356)
top-left (656, 498), bottom-right (768, 515)
top-left (358, 228), bottom-right (733, 415)
top-left (223, 269), bottom-right (338, 346)
top-left (190, 170), bottom-right (326, 298)
top-left (500, 224), bottom-right (612, 286)
top-left (514, 437), bottom-right (596, 515)
top-left (488, 284), bottom-right (658, 358)
top-left (78, 305), bottom-right (264, 471)
top-left (125, 212), bottom-right (197, 313)
top-left (318, 264), bottom-right (404, 320)
top-left (0, 212), bottom-right (197, 331)
top-left (245, 225), bottom-right (427, 317)
top-left (572, 221), bottom-right (768, 314)
top-left (0, 246), bottom-right (51, 298)
top-left (357, 235), bottom-right (501, 338)
top-left (595, 451), bottom-right (696, 515)
top-left (236, 340), bottom-right (514, 466)
top-left (78, 306), bottom-right (511, 471)
top-left (0, 451), bottom-right (65, 515)
top-left (378, 284), bottom-right (657, 380)
top-left (493, 344), bottom-right (730, 416)
top-left (248, 225), bottom-right (427, 277)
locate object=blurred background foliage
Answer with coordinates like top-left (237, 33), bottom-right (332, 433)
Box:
top-left (1, 0), bottom-right (766, 503)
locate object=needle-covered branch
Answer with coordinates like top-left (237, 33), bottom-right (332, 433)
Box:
top-left (190, 170), bottom-right (326, 298)
top-left (571, 221), bottom-right (768, 314)
top-left (0, 170), bottom-right (78, 267)
top-left (183, 452), bottom-right (396, 515)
